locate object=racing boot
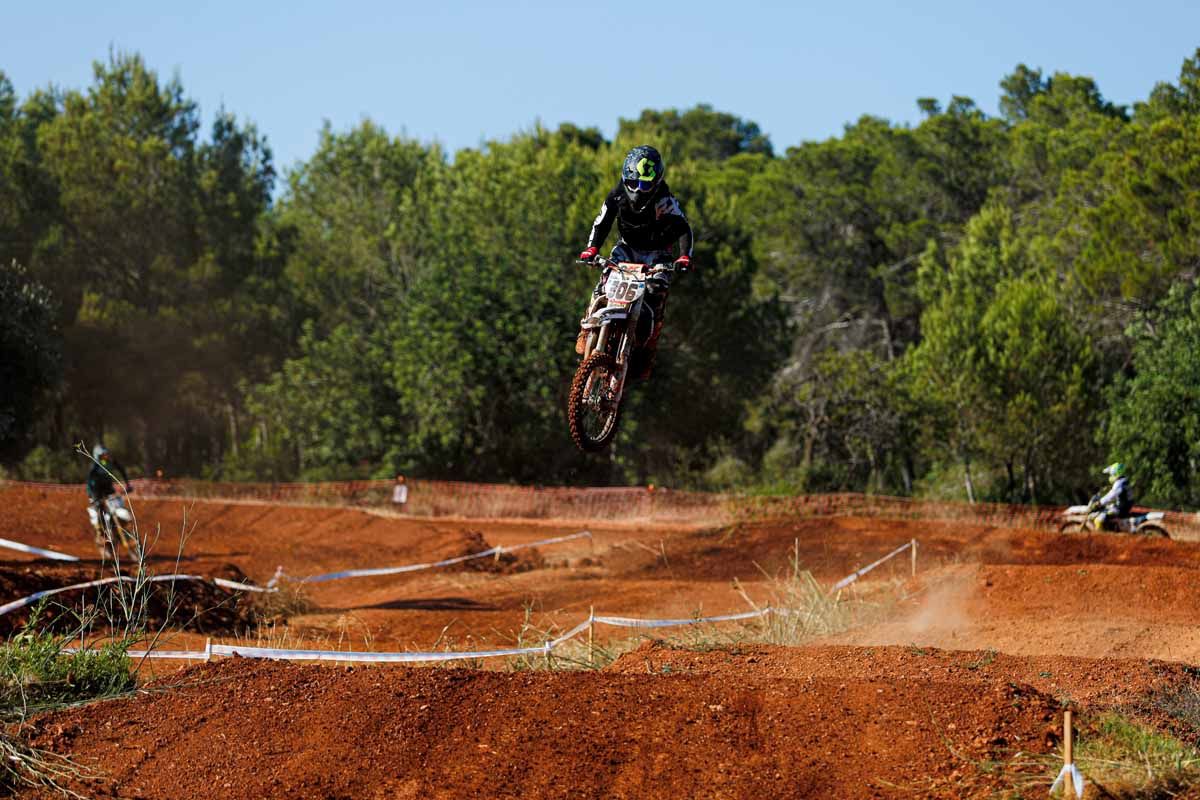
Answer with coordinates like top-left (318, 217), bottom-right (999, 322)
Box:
top-left (637, 321), bottom-right (664, 380)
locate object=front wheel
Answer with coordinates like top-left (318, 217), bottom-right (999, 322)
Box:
top-left (568, 352), bottom-right (622, 452)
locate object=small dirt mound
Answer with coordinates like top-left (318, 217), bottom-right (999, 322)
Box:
top-left (457, 530), bottom-right (545, 574)
top-left (0, 563), bottom-right (259, 636)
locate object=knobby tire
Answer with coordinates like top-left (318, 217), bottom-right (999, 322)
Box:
top-left (568, 352), bottom-right (621, 452)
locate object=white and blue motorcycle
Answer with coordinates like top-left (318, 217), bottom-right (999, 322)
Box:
top-left (1058, 501), bottom-right (1169, 537)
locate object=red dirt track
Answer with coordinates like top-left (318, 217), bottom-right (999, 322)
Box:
top-left (6, 484), bottom-right (1200, 798)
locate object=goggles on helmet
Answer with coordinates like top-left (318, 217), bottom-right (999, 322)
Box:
top-left (623, 177), bottom-right (655, 193)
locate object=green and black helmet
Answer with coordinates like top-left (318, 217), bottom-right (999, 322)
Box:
top-left (1103, 462), bottom-right (1126, 482)
top-left (621, 145), bottom-right (664, 211)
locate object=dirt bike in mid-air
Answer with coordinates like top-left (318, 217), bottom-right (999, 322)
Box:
top-left (1058, 500), bottom-right (1170, 538)
top-left (568, 256), bottom-right (677, 452)
top-left (88, 493), bottom-right (137, 558)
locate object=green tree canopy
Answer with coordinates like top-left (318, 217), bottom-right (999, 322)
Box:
top-left (0, 262), bottom-right (61, 460)
top-left (1106, 282), bottom-right (1200, 507)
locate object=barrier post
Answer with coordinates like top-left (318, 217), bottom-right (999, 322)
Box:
top-left (588, 606), bottom-right (595, 667)
top-left (205, 637), bottom-right (213, 662)
top-left (1063, 710), bottom-right (1074, 799)
top-left (793, 538), bottom-right (799, 581)
top-left (494, 545), bottom-right (502, 565)
top-left (911, 539), bottom-right (917, 578)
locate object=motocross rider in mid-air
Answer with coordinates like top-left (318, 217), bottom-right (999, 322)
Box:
top-left (576, 145), bottom-right (693, 379)
top-left (1089, 462), bottom-right (1132, 531)
top-left (86, 444), bottom-right (131, 553)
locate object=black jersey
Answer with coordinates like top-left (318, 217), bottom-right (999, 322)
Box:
top-left (87, 459), bottom-right (129, 500)
top-left (586, 180), bottom-right (693, 256)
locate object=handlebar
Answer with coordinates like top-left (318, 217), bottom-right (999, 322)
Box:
top-left (576, 255), bottom-right (678, 274)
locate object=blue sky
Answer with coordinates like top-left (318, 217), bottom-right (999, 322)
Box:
top-left (4, 1), bottom-right (1197, 176)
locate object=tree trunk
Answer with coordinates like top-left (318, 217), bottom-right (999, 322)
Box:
top-left (227, 404), bottom-right (239, 458)
top-left (801, 429), bottom-right (816, 489)
top-left (867, 446), bottom-right (878, 495)
top-left (1025, 450), bottom-right (1037, 504)
top-left (962, 454), bottom-right (977, 504)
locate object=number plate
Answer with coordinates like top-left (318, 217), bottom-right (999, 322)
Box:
top-left (604, 274), bottom-right (644, 304)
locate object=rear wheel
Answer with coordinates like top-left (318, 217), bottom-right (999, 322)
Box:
top-left (568, 352), bottom-right (622, 452)
top-left (1136, 524), bottom-right (1169, 538)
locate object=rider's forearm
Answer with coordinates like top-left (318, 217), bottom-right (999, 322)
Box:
top-left (587, 197), bottom-right (617, 250)
top-left (676, 225), bottom-right (693, 257)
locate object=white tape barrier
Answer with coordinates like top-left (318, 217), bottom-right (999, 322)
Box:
top-left (0, 530), bottom-right (592, 590)
top-left (64, 639), bottom-right (214, 662)
top-left (1049, 763), bottom-right (1084, 797)
top-left (594, 609), bottom-right (770, 628)
top-left (289, 531), bottom-right (593, 584)
top-left (0, 530), bottom-right (594, 616)
top-left (160, 608), bottom-right (773, 663)
top-left (212, 577), bottom-right (272, 593)
top-left (0, 537), bottom-right (80, 562)
top-left (0, 573), bottom-right (214, 617)
top-left (45, 540), bottom-right (919, 665)
top-left (118, 603), bottom-right (831, 663)
top-left (832, 540), bottom-right (912, 591)
top-left (212, 642), bottom-right (554, 663)
top-left (550, 618), bottom-right (595, 648)
top-left (0, 573), bottom-right (277, 620)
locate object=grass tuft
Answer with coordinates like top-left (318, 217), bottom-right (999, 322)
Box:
top-left (0, 616), bottom-right (134, 711)
top-left (251, 577), bottom-right (315, 623)
top-left (1144, 682), bottom-right (1200, 743)
top-left (733, 567), bottom-right (905, 647)
top-left (1071, 712), bottom-right (1200, 798)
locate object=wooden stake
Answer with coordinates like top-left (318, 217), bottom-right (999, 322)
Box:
top-left (910, 539), bottom-right (917, 578)
top-left (1063, 709), bottom-right (1075, 799)
top-left (793, 537), bottom-right (799, 581)
top-left (588, 606), bottom-right (595, 666)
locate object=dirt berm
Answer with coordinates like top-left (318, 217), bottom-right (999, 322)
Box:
top-left (21, 643), bottom-right (1101, 799)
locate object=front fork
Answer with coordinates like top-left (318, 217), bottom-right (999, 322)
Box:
top-left (582, 300), bottom-right (639, 408)
top-left (606, 299), bottom-right (640, 403)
